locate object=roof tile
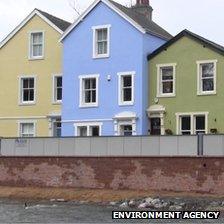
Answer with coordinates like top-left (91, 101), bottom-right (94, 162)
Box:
top-left (148, 29), bottom-right (224, 60)
top-left (36, 9), bottom-right (71, 31)
top-left (109, 0), bottom-right (172, 40)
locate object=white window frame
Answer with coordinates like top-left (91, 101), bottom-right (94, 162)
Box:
top-left (29, 31), bottom-right (45, 60)
top-left (149, 114), bottom-right (165, 136)
top-left (52, 117), bottom-right (62, 137)
top-left (52, 74), bottom-right (62, 104)
top-left (79, 74), bottom-right (99, 108)
top-left (156, 63), bottom-right (176, 98)
top-left (197, 60), bottom-right (217, 95)
top-left (114, 119), bottom-right (137, 136)
top-left (74, 122), bottom-right (103, 136)
top-left (118, 121), bottom-right (134, 136)
top-left (92, 24), bottom-right (111, 59)
top-left (176, 112), bottom-right (209, 135)
top-left (18, 120), bottom-right (36, 137)
top-left (118, 71), bottom-right (135, 106)
top-left (18, 75), bottom-right (37, 105)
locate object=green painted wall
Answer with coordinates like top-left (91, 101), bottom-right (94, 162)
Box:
top-left (149, 36), bottom-right (224, 134)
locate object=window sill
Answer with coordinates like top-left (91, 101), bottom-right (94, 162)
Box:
top-left (119, 102), bottom-right (134, 106)
top-left (19, 102), bottom-right (36, 106)
top-left (19, 136), bottom-right (35, 138)
top-left (79, 104), bottom-right (98, 108)
top-left (28, 56), bottom-right (44, 61)
top-left (157, 94), bottom-right (176, 98)
top-left (52, 101), bottom-right (62, 105)
top-left (197, 92), bottom-right (216, 96)
top-left (92, 54), bottom-right (109, 59)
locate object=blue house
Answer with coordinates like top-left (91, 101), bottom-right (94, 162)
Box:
top-left (60, 0), bottom-right (172, 136)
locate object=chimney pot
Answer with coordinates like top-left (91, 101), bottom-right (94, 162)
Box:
top-left (133, 0), bottom-right (153, 21)
top-left (137, 0), bottom-right (150, 5)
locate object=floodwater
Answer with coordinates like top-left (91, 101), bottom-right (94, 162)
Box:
top-left (0, 199), bottom-right (223, 223)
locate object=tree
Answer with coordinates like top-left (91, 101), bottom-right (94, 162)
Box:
top-left (68, 0), bottom-right (81, 16)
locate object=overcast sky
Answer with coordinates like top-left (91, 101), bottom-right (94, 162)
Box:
top-left (0, 0), bottom-right (223, 45)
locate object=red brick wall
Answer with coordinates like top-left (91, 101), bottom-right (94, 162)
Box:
top-left (0, 157), bottom-right (223, 195)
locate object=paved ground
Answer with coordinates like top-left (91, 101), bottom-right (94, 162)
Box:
top-left (0, 199), bottom-right (223, 223)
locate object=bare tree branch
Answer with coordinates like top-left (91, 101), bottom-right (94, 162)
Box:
top-left (68, 0), bottom-right (81, 16)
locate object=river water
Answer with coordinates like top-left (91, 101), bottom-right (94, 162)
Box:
top-left (0, 199), bottom-right (223, 223)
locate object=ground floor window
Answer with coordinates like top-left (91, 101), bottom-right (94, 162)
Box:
top-left (53, 118), bottom-right (61, 137)
top-left (177, 113), bottom-right (207, 135)
top-left (180, 116), bottom-right (191, 135)
top-left (91, 126), bottom-right (100, 136)
top-left (119, 124), bottom-right (133, 136)
top-left (115, 120), bottom-right (136, 136)
top-left (114, 112), bottom-right (137, 136)
top-left (19, 122), bottom-right (35, 137)
top-left (75, 122), bottom-right (102, 137)
top-left (78, 126), bottom-right (87, 137)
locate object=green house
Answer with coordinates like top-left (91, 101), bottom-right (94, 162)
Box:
top-left (147, 29), bottom-right (224, 135)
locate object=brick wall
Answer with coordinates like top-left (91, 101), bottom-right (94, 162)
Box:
top-left (0, 157), bottom-right (223, 195)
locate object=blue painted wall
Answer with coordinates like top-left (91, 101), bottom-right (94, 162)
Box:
top-left (141, 34), bottom-right (166, 134)
top-left (62, 1), bottom-right (166, 136)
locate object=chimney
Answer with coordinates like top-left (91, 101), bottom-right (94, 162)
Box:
top-left (132, 0), bottom-right (153, 21)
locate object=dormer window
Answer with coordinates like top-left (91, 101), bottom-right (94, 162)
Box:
top-left (92, 25), bottom-right (111, 59)
top-left (29, 31), bottom-right (44, 59)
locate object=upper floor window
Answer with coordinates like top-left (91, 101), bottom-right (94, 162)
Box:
top-left (53, 75), bottom-right (62, 103)
top-left (92, 25), bottom-right (111, 58)
top-left (118, 72), bottom-right (135, 106)
top-left (157, 63), bottom-right (176, 97)
top-left (197, 60), bottom-right (217, 95)
top-left (29, 31), bottom-right (44, 59)
top-left (79, 74), bottom-right (99, 107)
top-left (19, 76), bottom-right (36, 105)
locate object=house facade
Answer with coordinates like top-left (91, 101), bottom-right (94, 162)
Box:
top-left (0, 9), bottom-right (70, 137)
top-left (61, 0), bottom-right (172, 137)
top-left (148, 30), bottom-right (224, 135)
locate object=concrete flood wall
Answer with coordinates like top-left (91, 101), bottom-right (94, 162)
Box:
top-left (203, 135), bottom-right (224, 156)
top-left (1, 136), bottom-right (198, 156)
top-left (2, 135), bottom-right (224, 157)
top-left (0, 157), bottom-right (223, 195)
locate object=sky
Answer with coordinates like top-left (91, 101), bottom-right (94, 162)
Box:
top-left (0, 0), bottom-right (224, 45)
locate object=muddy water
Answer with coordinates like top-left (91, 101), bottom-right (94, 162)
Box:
top-left (0, 200), bottom-right (115, 223)
top-left (0, 199), bottom-right (223, 223)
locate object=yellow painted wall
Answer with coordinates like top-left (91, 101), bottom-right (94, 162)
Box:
top-left (0, 14), bottom-right (62, 137)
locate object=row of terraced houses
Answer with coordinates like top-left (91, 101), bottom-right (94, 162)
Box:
top-left (0, 0), bottom-right (223, 138)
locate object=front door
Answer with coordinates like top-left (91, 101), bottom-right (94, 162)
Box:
top-left (150, 118), bottom-right (161, 135)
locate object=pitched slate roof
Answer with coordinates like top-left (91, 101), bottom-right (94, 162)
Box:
top-left (109, 0), bottom-right (172, 40)
top-left (0, 9), bottom-right (71, 49)
top-left (36, 9), bottom-right (71, 32)
top-left (148, 29), bottom-right (224, 60)
top-left (61, 0), bottom-right (172, 42)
